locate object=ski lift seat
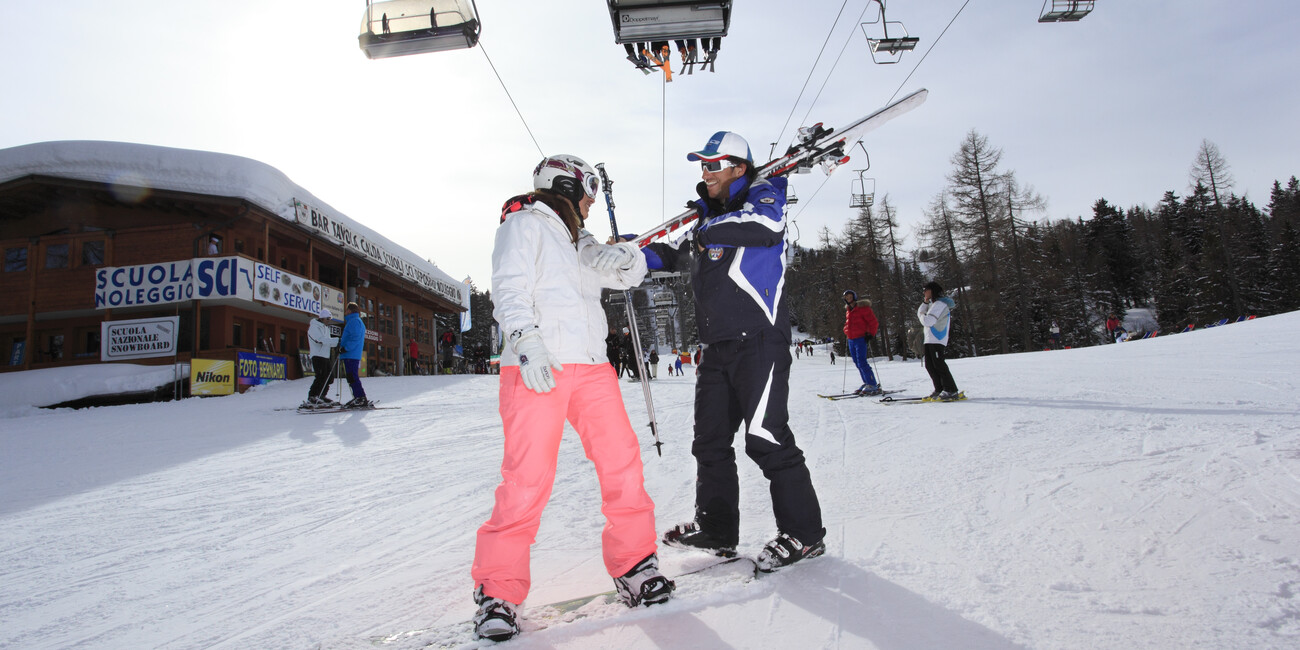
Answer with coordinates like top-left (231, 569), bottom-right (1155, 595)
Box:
top-left (871, 37), bottom-right (919, 54)
top-left (607, 0), bottom-right (732, 44)
top-left (1038, 0), bottom-right (1094, 23)
top-left (360, 0), bottom-right (481, 60)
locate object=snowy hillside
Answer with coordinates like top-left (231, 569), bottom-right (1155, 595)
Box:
top-left (2, 312), bottom-right (1299, 649)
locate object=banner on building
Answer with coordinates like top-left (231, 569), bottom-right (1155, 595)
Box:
top-left (101, 316), bottom-right (179, 361)
top-left (294, 198), bottom-right (467, 308)
top-left (94, 256), bottom-right (254, 309)
top-left (191, 359), bottom-right (235, 395)
top-left (253, 263), bottom-right (342, 318)
top-left (237, 351), bottom-right (288, 387)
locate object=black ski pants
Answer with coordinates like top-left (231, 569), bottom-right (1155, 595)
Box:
top-left (923, 343), bottom-right (958, 393)
top-left (691, 333), bottom-right (825, 547)
top-left (307, 355), bottom-right (335, 400)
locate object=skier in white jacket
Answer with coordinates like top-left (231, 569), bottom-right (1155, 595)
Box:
top-left (917, 281), bottom-right (964, 401)
top-left (300, 308), bottom-right (339, 409)
top-left (470, 155), bottom-right (673, 642)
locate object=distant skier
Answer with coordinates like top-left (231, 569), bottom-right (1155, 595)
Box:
top-left (471, 154), bottom-right (672, 642)
top-left (338, 302), bottom-right (372, 409)
top-left (300, 307), bottom-right (340, 410)
top-left (641, 130), bottom-right (826, 573)
top-left (917, 281), bottom-right (963, 402)
top-left (1049, 320), bottom-right (1062, 349)
top-left (842, 290), bottom-right (881, 395)
top-left (1105, 312), bottom-right (1121, 343)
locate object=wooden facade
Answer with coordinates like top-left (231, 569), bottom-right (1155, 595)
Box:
top-left (0, 173), bottom-right (464, 383)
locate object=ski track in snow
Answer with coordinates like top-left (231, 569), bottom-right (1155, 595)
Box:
top-left (3, 314), bottom-right (1300, 649)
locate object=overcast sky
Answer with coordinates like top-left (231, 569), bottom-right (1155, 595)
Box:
top-left (2, 1), bottom-right (1296, 289)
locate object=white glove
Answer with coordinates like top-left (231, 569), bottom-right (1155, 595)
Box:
top-left (512, 329), bottom-right (563, 393)
top-left (582, 243), bottom-right (636, 271)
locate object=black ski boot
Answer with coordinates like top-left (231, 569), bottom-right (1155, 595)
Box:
top-left (755, 532), bottom-right (826, 573)
top-left (661, 521), bottom-right (737, 557)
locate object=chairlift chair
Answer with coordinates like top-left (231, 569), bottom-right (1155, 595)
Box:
top-left (861, 0), bottom-right (918, 64)
top-left (607, 1), bottom-right (731, 44)
top-left (1038, 0), bottom-right (1095, 23)
top-left (850, 176), bottom-right (876, 209)
top-left (359, 0), bottom-right (481, 60)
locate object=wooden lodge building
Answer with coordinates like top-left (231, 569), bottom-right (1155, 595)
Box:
top-left (0, 141), bottom-right (469, 391)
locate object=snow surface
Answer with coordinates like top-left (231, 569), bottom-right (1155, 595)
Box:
top-left (2, 313), bottom-right (1299, 649)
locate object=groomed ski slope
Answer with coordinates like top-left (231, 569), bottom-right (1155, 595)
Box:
top-left (2, 312), bottom-right (1298, 649)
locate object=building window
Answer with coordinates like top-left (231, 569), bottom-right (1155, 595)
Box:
top-left (81, 240), bottom-right (105, 266)
top-left (4, 247), bottom-right (26, 272)
top-left (45, 244), bottom-right (69, 269)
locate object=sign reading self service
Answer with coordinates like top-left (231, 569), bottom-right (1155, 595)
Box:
top-left (101, 316), bottom-right (179, 361)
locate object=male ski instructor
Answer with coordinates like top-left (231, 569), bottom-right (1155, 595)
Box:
top-left (641, 131), bottom-right (826, 572)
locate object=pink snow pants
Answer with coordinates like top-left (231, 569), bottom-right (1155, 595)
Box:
top-left (472, 363), bottom-right (657, 605)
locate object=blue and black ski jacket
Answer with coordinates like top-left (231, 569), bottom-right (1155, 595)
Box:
top-left (644, 174), bottom-right (791, 345)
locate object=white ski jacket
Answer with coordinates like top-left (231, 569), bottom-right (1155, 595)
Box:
top-left (492, 200), bottom-right (647, 367)
top-left (307, 318), bottom-right (337, 359)
top-left (917, 296), bottom-right (955, 346)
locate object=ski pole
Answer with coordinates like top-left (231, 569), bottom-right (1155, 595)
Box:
top-left (595, 162), bottom-right (663, 457)
top-left (842, 337), bottom-right (849, 392)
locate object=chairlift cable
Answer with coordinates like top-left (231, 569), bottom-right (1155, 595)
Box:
top-left (478, 42), bottom-right (544, 157)
top-left (662, 70), bottom-right (668, 223)
top-left (770, 0), bottom-right (852, 160)
top-left (791, 1), bottom-right (872, 150)
top-left (793, 0), bottom-right (972, 222)
top-left (883, 0), bottom-right (972, 106)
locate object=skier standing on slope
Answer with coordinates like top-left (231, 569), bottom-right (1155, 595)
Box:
top-left (641, 131), bottom-right (826, 573)
top-left (917, 281), bottom-right (964, 402)
top-left (471, 155), bottom-right (673, 643)
top-left (338, 302), bottom-right (371, 409)
top-left (842, 290), bottom-right (881, 395)
top-left (300, 307), bottom-right (340, 409)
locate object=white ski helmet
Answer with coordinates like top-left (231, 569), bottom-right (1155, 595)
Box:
top-left (533, 154), bottom-right (600, 207)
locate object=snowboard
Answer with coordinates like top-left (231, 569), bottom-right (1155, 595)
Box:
top-left (368, 556), bottom-right (756, 648)
top-left (631, 87), bottom-right (928, 247)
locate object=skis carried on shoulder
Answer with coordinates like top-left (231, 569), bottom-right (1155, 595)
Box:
top-left (631, 88), bottom-right (928, 247)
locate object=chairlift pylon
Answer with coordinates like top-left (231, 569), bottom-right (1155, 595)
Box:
top-left (1038, 0), bottom-right (1095, 23)
top-left (861, 0), bottom-right (919, 64)
top-left (359, 0), bottom-right (481, 60)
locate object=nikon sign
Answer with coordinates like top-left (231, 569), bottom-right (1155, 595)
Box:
top-left (101, 316), bottom-right (179, 361)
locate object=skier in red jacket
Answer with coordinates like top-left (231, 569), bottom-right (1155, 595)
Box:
top-left (842, 290), bottom-right (880, 395)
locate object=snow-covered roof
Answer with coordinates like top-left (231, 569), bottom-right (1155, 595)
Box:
top-left (0, 140), bottom-right (468, 310)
